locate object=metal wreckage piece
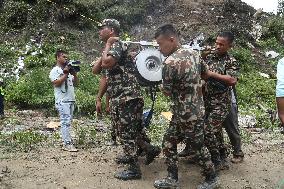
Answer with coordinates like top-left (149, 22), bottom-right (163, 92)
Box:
top-left (122, 34), bottom-right (207, 86)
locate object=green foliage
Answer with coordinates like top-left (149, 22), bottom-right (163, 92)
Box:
top-left (262, 16), bottom-right (284, 41)
top-left (6, 68), bottom-right (54, 108)
top-left (0, 131), bottom-right (47, 152)
top-left (237, 71), bottom-right (276, 110)
top-left (278, 0), bottom-right (284, 16)
top-left (231, 48), bottom-right (255, 72)
top-left (0, 1), bottom-right (29, 30)
top-left (232, 47), bottom-right (277, 128)
top-left (147, 116), bottom-right (168, 145)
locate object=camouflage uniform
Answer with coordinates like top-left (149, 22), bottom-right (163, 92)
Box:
top-left (106, 41), bottom-right (143, 164)
top-left (162, 48), bottom-right (215, 178)
top-left (203, 53), bottom-right (239, 159)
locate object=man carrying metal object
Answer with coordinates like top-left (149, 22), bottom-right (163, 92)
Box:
top-left (96, 18), bottom-right (161, 180)
top-left (153, 24), bottom-right (219, 189)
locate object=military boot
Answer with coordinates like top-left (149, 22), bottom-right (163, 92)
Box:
top-left (219, 148), bottom-right (230, 170)
top-left (114, 162), bottom-right (141, 180)
top-left (210, 150), bottom-right (222, 172)
top-left (115, 154), bottom-right (132, 164)
top-left (154, 166), bottom-right (179, 189)
top-left (136, 146), bottom-right (146, 157)
top-left (145, 145), bottom-right (161, 165)
top-left (197, 172), bottom-right (219, 189)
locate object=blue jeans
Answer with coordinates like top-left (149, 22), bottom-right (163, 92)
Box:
top-left (55, 101), bottom-right (75, 145)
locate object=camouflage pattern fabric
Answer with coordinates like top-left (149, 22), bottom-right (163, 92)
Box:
top-left (111, 98), bottom-right (144, 161)
top-left (105, 41), bottom-right (144, 164)
top-left (162, 48), bottom-right (214, 175)
top-left (106, 41), bottom-right (142, 107)
top-left (203, 53), bottom-right (239, 157)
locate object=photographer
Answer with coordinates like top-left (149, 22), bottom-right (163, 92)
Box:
top-left (49, 49), bottom-right (78, 152)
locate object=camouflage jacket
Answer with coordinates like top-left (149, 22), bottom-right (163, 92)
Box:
top-left (203, 52), bottom-right (239, 107)
top-left (105, 41), bottom-right (142, 107)
top-left (162, 48), bottom-right (207, 122)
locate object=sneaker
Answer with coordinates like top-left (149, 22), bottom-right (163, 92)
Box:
top-left (231, 155), bottom-right (244, 163)
top-left (114, 169), bottom-right (141, 180)
top-left (145, 146), bottom-right (161, 165)
top-left (154, 177), bottom-right (179, 189)
top-left (115, 155), bottom-right (132, 164)
top-left (62, 144), bottom-right (78, 152)
top-left (197, 175), bottom-right (219, 189)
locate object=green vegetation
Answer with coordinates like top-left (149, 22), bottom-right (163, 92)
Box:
top-left (0, 131), bottom-right (47, 152)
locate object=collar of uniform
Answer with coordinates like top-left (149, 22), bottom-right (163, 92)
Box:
top-left (213, 52), bottom-right (229, 60)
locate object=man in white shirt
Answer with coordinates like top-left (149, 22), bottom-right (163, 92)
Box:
top-left (49, 49), bottom-right (79, 152)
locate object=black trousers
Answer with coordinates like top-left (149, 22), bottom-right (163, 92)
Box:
top-left (223, 103), bottom-right (244, 157)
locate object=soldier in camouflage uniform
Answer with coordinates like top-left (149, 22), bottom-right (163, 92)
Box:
top-left (202, 31), bottom-right (240, 170)
top-left (98, 19), bottom-right (160, 180)
top-left (153, 24), bottom-right (218, 189)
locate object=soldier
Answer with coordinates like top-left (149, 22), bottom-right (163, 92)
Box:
top-left (180, 86), bottom-right (244, 164)
top-left (97, 18), bottom-right (160, 180)
top-left (202, 31), bottom-right (240, 169)
top-left (153, 24), bottom-right (219, 189)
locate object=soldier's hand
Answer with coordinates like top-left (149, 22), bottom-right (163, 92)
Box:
top-left (96, 98), bottom-right (102, 114)
top-left (223, 75), bottom-right (237, 86)
top-left (63, 66), bottom-right (69, 74)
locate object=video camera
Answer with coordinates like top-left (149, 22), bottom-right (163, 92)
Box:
top-left (63, 60), bottom-right (81, 74)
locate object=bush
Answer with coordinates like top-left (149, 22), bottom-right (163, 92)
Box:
top-left (6, 68), bottom-right (54, 108)
top-left (0, 1), bottom-right (29, 30)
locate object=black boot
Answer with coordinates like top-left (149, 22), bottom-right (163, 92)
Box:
top-left (154, 165), bottom-right (179, 189)
top-left (114, 163), bottom-right (141, 180)
top-left (197, 172), bottom-right (219, 189)
top-left (211, 153), bottom-right (222, 172)
top-left (145, 145), bottom-right (161, 165)
top-left (136, 147), bottom-right (146, 157)
top-left (219, 148), bottom-right (230, 170)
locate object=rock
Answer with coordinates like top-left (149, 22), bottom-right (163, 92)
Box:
top-left (46, 121), bottom-right (60, 129)
top-left (265, 51), bottom-right (279, 59)
top-left (239, 115), bottom-right (257, 128)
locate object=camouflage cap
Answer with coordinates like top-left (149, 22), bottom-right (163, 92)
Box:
top-left (98, 19), bottom-right (120, 32)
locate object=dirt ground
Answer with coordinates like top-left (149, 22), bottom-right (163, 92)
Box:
top-left (0, 110), bottom-right (284, 189)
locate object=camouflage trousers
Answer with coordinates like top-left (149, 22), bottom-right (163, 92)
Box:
top-left (204, 101), bottom-right (230, 159)
top-left (163, 114), bottom-right (215, 176)
top-left (111, 98), bottom-right (144, 162)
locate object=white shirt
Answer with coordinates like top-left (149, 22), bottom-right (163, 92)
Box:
top-left (277, 58), bottom-right (284, 90)
top-left (49, 66), bottom-right (75, 103)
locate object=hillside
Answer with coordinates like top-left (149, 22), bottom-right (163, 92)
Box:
top-left (0, 1), bottom-right (284, 188)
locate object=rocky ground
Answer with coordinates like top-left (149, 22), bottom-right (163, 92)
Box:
top-left (0, 110), bottom-right (284, 189)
